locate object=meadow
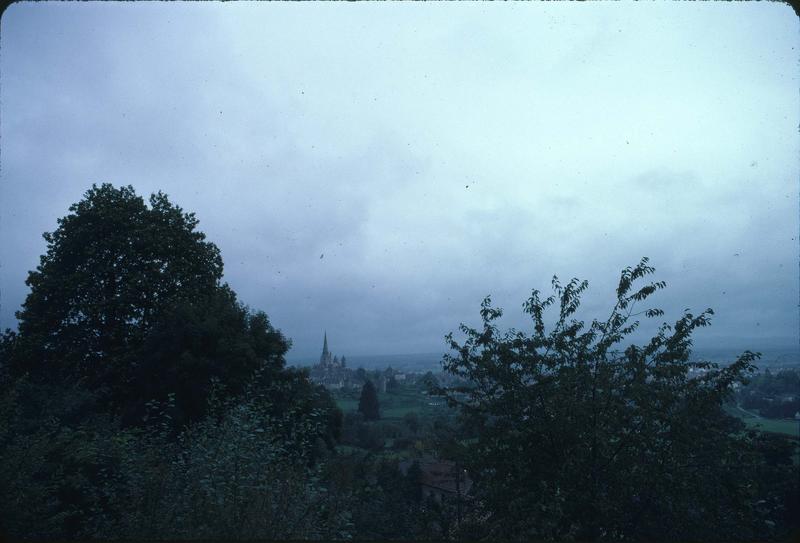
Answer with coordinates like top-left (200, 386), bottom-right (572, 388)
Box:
top-left (725, 403), bottom-right (799, 439)
top-left (333, 383), bottom-right (448, 420)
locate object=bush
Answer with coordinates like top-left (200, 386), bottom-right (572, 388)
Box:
top-left (439, 258), bottom-right (796, 540)
top-left (92, 378), bottom-right (350, 539)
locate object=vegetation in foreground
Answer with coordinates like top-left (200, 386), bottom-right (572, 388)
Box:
top-left (1, 184), bottom-right (797, 540)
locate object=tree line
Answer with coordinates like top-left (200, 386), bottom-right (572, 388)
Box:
top-left (738, 368), bottom-right (800, 420)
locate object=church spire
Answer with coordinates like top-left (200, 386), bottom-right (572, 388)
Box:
top-left (320, 331), bottom-right (332, 366)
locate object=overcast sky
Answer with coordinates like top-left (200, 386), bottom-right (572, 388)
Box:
top-left (1, 2), bottom-right (798, 361)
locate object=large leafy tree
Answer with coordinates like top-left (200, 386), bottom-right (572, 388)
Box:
top-left (3, 184), bottom-right (304, 426)
top-left (0, 184), bottom-right (350, 539)
top-left (10, 184), bottom-right (223, 385)
top-left (439, 258), bottom-right (796, 541)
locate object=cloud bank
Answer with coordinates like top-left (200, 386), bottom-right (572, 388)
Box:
top-left (1, 2), bottom-right (797, 359)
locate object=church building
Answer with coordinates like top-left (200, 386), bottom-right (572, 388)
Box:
top-left (309, 332), bottom-right (355, 389)
top-left (317, 332), bottom-right (346, 371)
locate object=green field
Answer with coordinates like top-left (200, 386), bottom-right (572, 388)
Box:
top-left (338, 387), bottom-right (800, 439)
top-left (335, 398), bottom-right (359, 412)
top-left (725, 403), bottom-right (799, 439)
top-left (333, 385), bottom-right (448, 420)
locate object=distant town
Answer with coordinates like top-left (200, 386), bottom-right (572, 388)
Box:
top-left (301, 332), bottom-right (800, 491)
top-left (296, 333), bottom-right (800, 379)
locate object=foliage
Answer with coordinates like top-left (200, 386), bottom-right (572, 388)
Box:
top-left (319, 454), bottom-right (453, 540)
top-left (0, 376), bottom-right (121, 539)
top-left (119, 285), bottom-right (290, 426)
top-left (1, 184), bottom-right (310, 431)
top-left (0, 369), bottom-right (349, 540)
top-left (10, 184), bottom-right (223, 387)
top-left (404, 411), bottom-right (420, 435)
top-left (439, 258), bottom-right (797, 541)
top-left (90, 378), bottom-right (349, 540)
top-left (4, 187), bottom-right (795, 543)
top-left (358, 380), bottom-right (381, 421)
top-left (421, 371), bottom-right (438, 390)
top-left (738, 368), bottom-right (800, 419)
top-left (0, 184), bottom-right (347, 540)
top-left (257, 366), bottom-right (343, 454)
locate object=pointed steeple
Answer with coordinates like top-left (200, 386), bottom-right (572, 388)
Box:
top-left (320, 331), bottom-right (332, 366)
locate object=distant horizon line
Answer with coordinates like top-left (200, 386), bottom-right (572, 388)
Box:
top-left (286, 340), bottom-right (800, 365)
top-left (286, 351), bottom-right (446, 364)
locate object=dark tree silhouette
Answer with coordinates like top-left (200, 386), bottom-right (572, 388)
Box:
top-left (358, 380), bottom-right (380, 421)
top-left (3, 184), bottom-right (298, 426)
top-left (0, 184), bottom-right (346, 540)
top-left (438, 258), bottom-right (796, 541)
top-left (9, 184), bottom-right (222, 384)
